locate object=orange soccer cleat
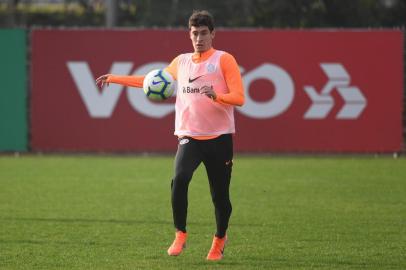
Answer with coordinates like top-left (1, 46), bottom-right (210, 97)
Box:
top-left (167, 231), bottom-right (188, 256)
top-left (206, 235), bottom-right (227, 261)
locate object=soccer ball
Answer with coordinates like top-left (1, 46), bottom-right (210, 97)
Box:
top-left (143, 69), bottom-right (175, 101)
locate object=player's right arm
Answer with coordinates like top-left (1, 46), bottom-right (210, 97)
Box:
top-left (95, 56), bottom-right (179, 89)
top-left (95, 74), bottom-right (145, 88)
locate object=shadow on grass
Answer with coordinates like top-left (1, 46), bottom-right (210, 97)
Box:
top-left (1, 217), bottom-right (172, 225)
top-left (1, 217), bottom-right (269, 228)
top-left (0, 239), bottom-right (106, 246)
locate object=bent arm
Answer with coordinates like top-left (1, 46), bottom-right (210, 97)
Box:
top-left (216, 53), bottom-right (245, 106)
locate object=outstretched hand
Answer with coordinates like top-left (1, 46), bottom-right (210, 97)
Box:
top-left (95, 74), bottom-right (111, 88)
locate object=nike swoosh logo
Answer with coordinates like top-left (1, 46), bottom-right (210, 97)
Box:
top-left (152, 80), bottom-right (163, 85)
top-left (188, 75), bottom-right (205, 83)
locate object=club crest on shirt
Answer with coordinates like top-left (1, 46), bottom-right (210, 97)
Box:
top-left (206, 63), bottom-right (216, 73)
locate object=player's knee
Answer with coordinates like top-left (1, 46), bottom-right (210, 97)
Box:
top-left (173, 170), bottom-right (193, 184)
top-left (212, 193), bottom-right (231, 207)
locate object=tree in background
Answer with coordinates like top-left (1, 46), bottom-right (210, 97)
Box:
top-left (1, 0), bottom-right (405, 28)
top-left (247, 0), bottom-right (406, 28)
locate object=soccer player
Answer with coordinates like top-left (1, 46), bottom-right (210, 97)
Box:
top-left (96, 10), bottom-right (244, 261)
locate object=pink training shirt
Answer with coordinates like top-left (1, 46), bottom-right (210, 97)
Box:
top-left (105, 47), bottom-right (245, 140)
top-left (174, 50), bottom-right (235, 137)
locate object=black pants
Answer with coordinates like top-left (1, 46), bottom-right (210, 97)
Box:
top-left (171, 134), bottom-right (233, 238)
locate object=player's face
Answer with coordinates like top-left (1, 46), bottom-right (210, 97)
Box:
top-left (190, 26), bottom-right (215, 53)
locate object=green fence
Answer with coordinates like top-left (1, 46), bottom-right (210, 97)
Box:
top-left (0, 29), bottom-right (27, 151)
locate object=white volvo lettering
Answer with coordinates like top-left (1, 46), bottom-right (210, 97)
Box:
top-left (67, 61), bottom-right (133, 118)
top-left (236, 63), bottom-right (295, 119)
top-left (67, 61), bottom-right (366, 120)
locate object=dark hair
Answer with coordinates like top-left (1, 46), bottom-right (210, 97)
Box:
top-left (188, 10), bottom-right (215, 32)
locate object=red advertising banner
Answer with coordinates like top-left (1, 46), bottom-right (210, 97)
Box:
top-left (31, 29), bottom-right (403, 152)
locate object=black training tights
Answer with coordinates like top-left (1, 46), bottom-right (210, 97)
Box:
top-left (171, 134), bottom-right (233, 238)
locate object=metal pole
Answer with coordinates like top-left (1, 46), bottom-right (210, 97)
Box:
top-left (105, 0), bottom-right (117, 28)
top-left (6, 0), bottom-right (16, 27)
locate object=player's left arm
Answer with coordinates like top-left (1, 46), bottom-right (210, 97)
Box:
top-left (164, 56), bottom-right (179, 80)
top-left (216, 52), bottom-right (245, 106)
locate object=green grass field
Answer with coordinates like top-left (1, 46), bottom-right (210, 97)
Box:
top-left (0, 155), bottom-right (405, 269)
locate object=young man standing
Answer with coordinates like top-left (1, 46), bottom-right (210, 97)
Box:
top-left (96, 10), bottom-right (244, 261)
